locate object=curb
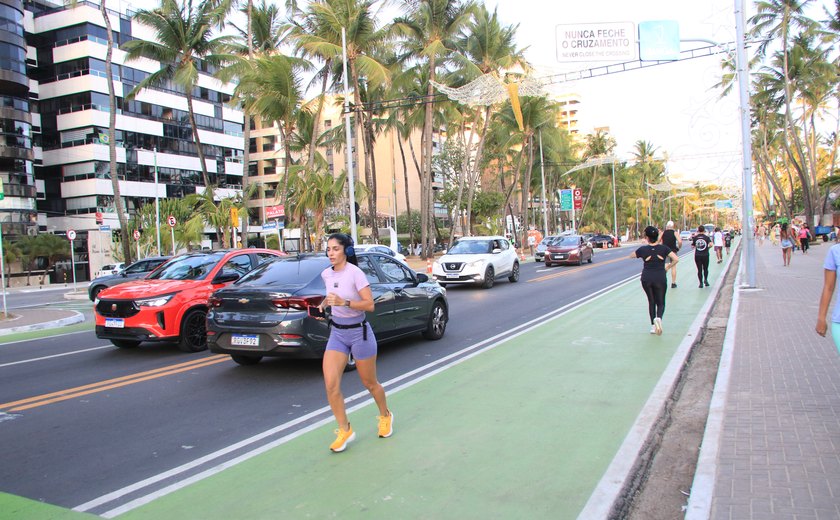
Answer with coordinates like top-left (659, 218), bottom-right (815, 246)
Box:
top-left (0, 310), bottom-right (86, 336)
top-left (578, 240), bottom-right (742, 519)
top-left (63, 291), bottom-right (90, 301)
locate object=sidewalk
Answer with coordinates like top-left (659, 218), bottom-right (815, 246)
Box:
top-left (688, 241), bottom-right (840, 518)
top-left (0, 308), bottom-right (85, 336)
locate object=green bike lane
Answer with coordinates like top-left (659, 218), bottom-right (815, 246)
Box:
top-left (1, 246), bottom-right (734, 519)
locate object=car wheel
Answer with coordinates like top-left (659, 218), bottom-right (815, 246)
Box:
top-left (439, 282), bottom-right (448, 288)
top-left (344, 354), bottom-right (357, 372)
top-left (422, 300), bottom-right (447, 340)
top-left (178, 309), bottom-right (208, 352)
top-left (508, 262), bottom-right (520, 283)
top-left (588, 254), bottom-right (593, 264)
top-left (578, 256), bottom-right (583, 266)
top-left (90, 285), bottom-right (106, 300)
top-left (111, 339), bottom-right (140, 348)
top-left (607, 242), bottom-right (612, 248)
top-left (231, 354), bottom-right (262, 366)
top-left (545, 261), bottom-right (552, 267)
top-left (481, 266), bottom-right (495, 289)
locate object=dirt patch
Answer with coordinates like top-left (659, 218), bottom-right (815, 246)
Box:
top-left (617, 249), bottom-right (738, 519)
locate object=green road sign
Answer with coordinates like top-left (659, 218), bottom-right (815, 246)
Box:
top-left (559, 189), bottom-right (572, 211)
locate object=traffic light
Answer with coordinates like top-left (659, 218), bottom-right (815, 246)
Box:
top-left (353, 202), bottom-right (360, 224)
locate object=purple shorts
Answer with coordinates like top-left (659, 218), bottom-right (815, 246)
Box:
top-left (326, 319), bottom-right (378, 360)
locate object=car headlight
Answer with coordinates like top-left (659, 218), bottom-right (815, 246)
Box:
top-left (466, 259), bottom-right (486, 268)
top-left (571, 248), bottom-right (580, 255)
top-left (136, 294), bottom-right (175, 307)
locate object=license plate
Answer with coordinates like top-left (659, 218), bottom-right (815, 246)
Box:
top-left (231, 334), bottom-right (259, 347)
top-left (554, 254), bottom-right (567, 260)
top-left (446, 274), bottom-right (459, 279)
top-left (105, 318), bottom-right (124, 328)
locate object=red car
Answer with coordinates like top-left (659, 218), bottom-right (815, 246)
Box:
top-left (95, 249), bottom-right (284, 352)
top-left (544, 235), bottom-right (594, 266)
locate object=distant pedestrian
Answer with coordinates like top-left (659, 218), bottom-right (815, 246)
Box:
top-left (692, 225), bottom-right (712, 288)
top-left (816, 243), bottom-right (840, 354)
top-left (780, 222), bottom-right (795, 266)
top-left (318, 233), bottom-right (393, 453)
top-left (756, 224), bottom-right (766, 246)
top-left (799, 224), bottom-right (811, 254)
top-left (631, 226), bottom-right (679, 335)
top-left (660, 220), bottom-right (682, 288)
top-left (770, 224), bottom-right (780, 246)
top-left (713, 227), bottom-right (724, 263)
top-left (724, 229), bottom-right (732, 255)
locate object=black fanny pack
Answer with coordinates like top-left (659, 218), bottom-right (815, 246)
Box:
top-left (329, 320), bottom-right (368, 340)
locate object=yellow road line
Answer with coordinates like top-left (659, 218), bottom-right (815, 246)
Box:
top-left (529, 255), bottom-right (630, 283)
top-left (1, 356), bottom-right (229, 412)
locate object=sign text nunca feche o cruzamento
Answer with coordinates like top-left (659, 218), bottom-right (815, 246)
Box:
top-left (555, 22), bottom-right (636, 62)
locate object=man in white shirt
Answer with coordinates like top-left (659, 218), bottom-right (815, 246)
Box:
top-left (713, 227), bottom-right (724, 263)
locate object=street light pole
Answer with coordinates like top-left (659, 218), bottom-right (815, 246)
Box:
top-left (341, 27), bottom-right (358, 244)
top-left (735, 0), bottom-right (756, 287)
top-left (154, 147), bottom-right (161, 256)
top-left (611, 159), bottom-right (618, 237)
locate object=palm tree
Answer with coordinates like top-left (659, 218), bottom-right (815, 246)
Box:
top-left (292, 0), bottom-right (390, 241)
top-left (122, 0), bottom-right (233, 188)
top-left (289, 170), bottom-right (346, 251)
top-left (2, 238), bottom-right (20, 288)
top-left (393, 0), bottom-right (477, 259)
top-left (631, 140), bottom-right (661, 226)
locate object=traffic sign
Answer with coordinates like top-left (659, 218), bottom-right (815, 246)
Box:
top-left (555, 22), bottom-right (636, 62)
top-left (573, 188), bottom-right (583, 210)
top-left (277, 219), bottom-right (285, 230)
top-left (67, 229), bottom-right (76, 241)
top-left (167, 215), bottom-right (177, 227)
top-left (262, 222), bottom-right (277, 230)
top-left (99, 225), bottom-right (111, 231)
top-left (95, 211), bottom-right (103, 224)
top-left (559, 189), bottom-right (573, 211)
top-left (133, 229), bottom-right (140, 240)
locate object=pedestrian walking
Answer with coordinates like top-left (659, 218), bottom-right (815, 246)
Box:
top-left (713, 227), bottom-right (724, 263)
top-left (780, 222), bottom-right (795, 266)
top-left (631, 226), bottom-right (679, 335)
top-left (756, 224), bottom-right (766, 246)
top-left (724, 229), bottom-right (732, 255)
top-left (816, 242), bottom-right (840, 355)
top-left (318, 233), bottom-right (393, 453)
top-left (770, 224), bottom-right (780, 246)
top-left (660, 220), bottom-right (682, 288)
top-left (799, 224), bottom-right (811, 254)
top-left (692, 225), bottom-right (712, 288)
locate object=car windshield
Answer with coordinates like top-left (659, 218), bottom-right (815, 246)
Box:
top-left (147, 253), bottom-right (224, 280)
top-left (236, 256), bottom-right (326, 287)
top-left (557, 237), bottom-right (581, 246)
top-left (447, 240), bottom-right (493, 254)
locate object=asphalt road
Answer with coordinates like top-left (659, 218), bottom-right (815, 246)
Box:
top-left (0, 245), bottom-right (659, 512)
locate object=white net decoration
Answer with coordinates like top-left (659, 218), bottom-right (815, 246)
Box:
top-left (431, 73), bottom-right (550, 106)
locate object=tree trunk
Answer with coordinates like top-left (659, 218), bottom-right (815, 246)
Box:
top-left (420, 55), bottom-right (437, 259)
top-left (397, 132), bottom-right (414, 249)
top-left (100, 0), bottom-right (132, 264)
top-left (308, 66), bottom-right (330, 170)
top-left (519, 134), bottom-right (534, 248)
top-left (364, 116), bottom-right (379, 241)
top-left (465, 106), bottom-right (492, 235)
top-left (349, 59), bottom-right (377, 241)
top-left (186, 93), bottom-right (212, 188)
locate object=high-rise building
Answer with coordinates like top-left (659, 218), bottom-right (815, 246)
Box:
top-left (22, 0), bottom-right (243, 277)
top-left (0, 0), bottom-right (37, 237)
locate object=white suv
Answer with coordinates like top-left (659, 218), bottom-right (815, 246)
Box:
top-left (432, 236), bottom-right (520, 288)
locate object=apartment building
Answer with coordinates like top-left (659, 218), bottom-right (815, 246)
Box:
top-left (21, 0), bottom-right (244, 277)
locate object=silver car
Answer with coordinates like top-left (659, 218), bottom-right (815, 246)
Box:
top-left (535, 235), bottom-right (559, 262)
top-left (206, 252), bottom-right (448, 366)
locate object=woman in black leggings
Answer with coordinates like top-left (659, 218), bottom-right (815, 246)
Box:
top-left (631, 226), bottom-right (680, 335)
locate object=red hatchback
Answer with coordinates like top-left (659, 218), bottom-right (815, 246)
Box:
top-left (95, 249), bottom-right (284, 352)
top-left (544, 235), bottom-right (594, 266)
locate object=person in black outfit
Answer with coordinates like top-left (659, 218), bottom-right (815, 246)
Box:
top-left (692, 225), bottom-right (713, 288)
top-left (631, 226), bottom-right (680, 335)
top-left (661, 220), bottom-right (682, 288)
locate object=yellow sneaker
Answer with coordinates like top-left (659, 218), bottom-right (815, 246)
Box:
top-left (329, 425), bottom-right (355, 453)
top-left (378, 411), bottom-right (394, 438)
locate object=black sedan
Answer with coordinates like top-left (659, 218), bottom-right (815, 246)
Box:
top-left (589, 234), bottom-right (617, 248)
top-left (206, 252), bottom-right (449, 366)
top-left (88, 256), bottom-right (171, 301)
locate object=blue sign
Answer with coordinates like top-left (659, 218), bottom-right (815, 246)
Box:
top-left (559, 189), bottom-right (573, 211)
top-left (99, 225), bottom-right (111, 231)
top-left (715, 200), bottom-right (733, 209)
top-left (262, 222), bottom-right (276, 230)
top-left (639, 21), bottom-right (680, 61)
top-left (277, 219), bottom-right (285, 230)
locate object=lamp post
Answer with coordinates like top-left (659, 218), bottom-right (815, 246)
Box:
top-left (539, 130), bottom-right (549, 234)
top-left (341, 27), bottom-right (358, 244)
top-left (154, 147), bottom-right (161, 255)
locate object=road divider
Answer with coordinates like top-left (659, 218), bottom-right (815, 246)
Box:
top-left (0, 355), bottom-right (229, 412)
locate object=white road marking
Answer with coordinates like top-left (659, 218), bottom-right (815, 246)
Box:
top-left (0, 345), bottom-right (112, 368)
top-left (77, 272), bottom-right (641, 517)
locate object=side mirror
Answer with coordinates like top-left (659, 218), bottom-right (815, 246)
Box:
top-left (213, 272), bottom-right (240, 284)
top-left (120, 271), bottom-right (127, 277)
top-left (416, 272), bottom-right (429, 284)
top-left (492, 248), bottom-right (502, 254)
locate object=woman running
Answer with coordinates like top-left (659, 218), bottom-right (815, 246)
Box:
top-left (317, 233), bottom-right (393, 452)
top-left (631, 226), bottom-right (679, 335)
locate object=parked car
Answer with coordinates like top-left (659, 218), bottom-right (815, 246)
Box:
top-left (679, 230), bottom-right (693, 242)
top-left (94, 263), bottom-right (125, 279)
top-left (544, 235), bottom-right (594, 266)
top-left (534, 235), bottom-right (559, 262)
top-left (88, 256), bottom-right (171, 301)
top-left (589, 234), bottom-right (617, 248)
top-left (353, 243), bottom-right (407, 262)
top-left (431, 236), bottom-right (519, 288)
top-left (94, 249), bottom-right (284, 352)
top-left (207, 252), bottom-right (448, 366)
